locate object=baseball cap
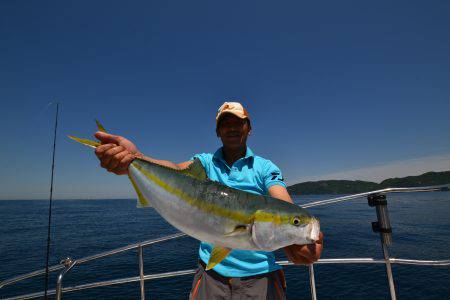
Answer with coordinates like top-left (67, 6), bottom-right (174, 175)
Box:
top-left (216, 102), bottom-right (250, 125)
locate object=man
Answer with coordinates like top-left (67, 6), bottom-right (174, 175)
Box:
top-left (94, 102), bottom-right (323, 299)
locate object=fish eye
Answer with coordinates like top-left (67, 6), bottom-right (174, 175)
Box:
top-left (291, 216), bottom-right (301, 226)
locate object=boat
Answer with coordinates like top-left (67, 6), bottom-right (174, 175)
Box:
top-left (1, 184), bottom-right (449, 300)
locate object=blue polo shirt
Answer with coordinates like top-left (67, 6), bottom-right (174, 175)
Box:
top-left (192, 147), bottom-right (286, 277)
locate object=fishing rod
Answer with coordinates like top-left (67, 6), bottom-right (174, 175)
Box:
top-left (44, 102), bottom-right (59, 299)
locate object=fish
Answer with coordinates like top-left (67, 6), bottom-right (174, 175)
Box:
top-left (69, 121), bottom-right (320, 270)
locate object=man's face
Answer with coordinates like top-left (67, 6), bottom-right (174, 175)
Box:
top-left (216, 114), bottom-right (251, 149)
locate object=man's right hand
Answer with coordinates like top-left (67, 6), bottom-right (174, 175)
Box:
top-left (94, 131), bottom-right (142, 175)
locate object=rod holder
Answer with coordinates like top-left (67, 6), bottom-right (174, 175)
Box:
top-left (368, 194), bottom-right (392, 245)
top-left (368, 193), bottom-right (397, 300)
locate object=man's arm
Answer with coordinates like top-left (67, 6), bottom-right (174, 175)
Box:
top-left (94, 131), bottom-right (193, 175)
top-left (268, 185), bottom-right (324, 264)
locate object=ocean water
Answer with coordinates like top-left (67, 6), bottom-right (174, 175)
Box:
top-left (1, 192), bottom-right (449, 299)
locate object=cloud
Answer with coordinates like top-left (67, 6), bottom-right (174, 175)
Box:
top-left (291, 153), bottom-right (450, 184)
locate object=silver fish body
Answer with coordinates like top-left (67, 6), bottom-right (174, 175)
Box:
top-left (129, 159), bottom-right (320, 252)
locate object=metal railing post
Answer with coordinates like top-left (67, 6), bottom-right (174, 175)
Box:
top-left (308, 264), bottom-right (317, 300)
top-left (368, 194), bottom-right (397, 300)
top-left (55, 258), bottom-right (76, 300)
top-left (381, 244), bottom-right (396, 300)
top-left (138, 245), bottom-right (145, 300)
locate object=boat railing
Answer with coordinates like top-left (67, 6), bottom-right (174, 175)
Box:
top-left (1, 184), bottom-right (449, 300)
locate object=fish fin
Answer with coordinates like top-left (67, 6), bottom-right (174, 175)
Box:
top-left (206, 246), bottom-right (232, 270)
top-left (179, 158), bottom-right (207, 180)
top-left (224, 225), bottom-right (250, 237)
top-left (128, 174), bottom-right (152, 207)
top-left (95, 119), bottom-right (107, 133)
top-left (68, 135), bottom-right (101, 148)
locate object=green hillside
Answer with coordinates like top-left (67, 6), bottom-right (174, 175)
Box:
top-left (287, 171), bottom-right (450, 195)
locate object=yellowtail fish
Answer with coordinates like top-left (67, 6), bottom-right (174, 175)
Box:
top-left (69, 121), bottom-right (320, 270)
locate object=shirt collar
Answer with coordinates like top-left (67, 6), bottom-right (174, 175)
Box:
top-left (213, 146), bottom-right (254, 163)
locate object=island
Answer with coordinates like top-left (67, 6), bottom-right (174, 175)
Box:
top-left (287, 171), bottom-right (450, 195)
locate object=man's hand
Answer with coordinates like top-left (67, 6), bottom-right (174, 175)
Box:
top-left (94, 131), bottom-right (142, 175)
top-left (283, 232), bottom-right (324, 265)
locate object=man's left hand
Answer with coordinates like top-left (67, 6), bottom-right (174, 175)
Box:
top-left (283, 232), bottom-right (324, 264)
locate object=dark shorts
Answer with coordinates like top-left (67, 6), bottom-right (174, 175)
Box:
top-left (189, 261), bottom-right (286, 300)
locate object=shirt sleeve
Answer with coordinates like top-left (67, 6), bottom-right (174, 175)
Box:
top-left (263, 160), bottom-right (287, 190)
top-left (190, 153), bottom-right (209, 175)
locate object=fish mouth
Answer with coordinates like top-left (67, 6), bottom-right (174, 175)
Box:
top-left (308, 219), bottom-right (320, 242)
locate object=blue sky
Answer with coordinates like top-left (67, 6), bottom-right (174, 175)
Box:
top-left (1, 1), bottom-right (449, 199)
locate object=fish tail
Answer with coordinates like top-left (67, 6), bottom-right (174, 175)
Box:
top-left (67, 135), bottom-right (101, 148)
top-left (95, 119), bottom-right (107, 133)
top-left (69, 120), bottom-right (152, 207)
top-left (67, 119), bottom-right (107, 148)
